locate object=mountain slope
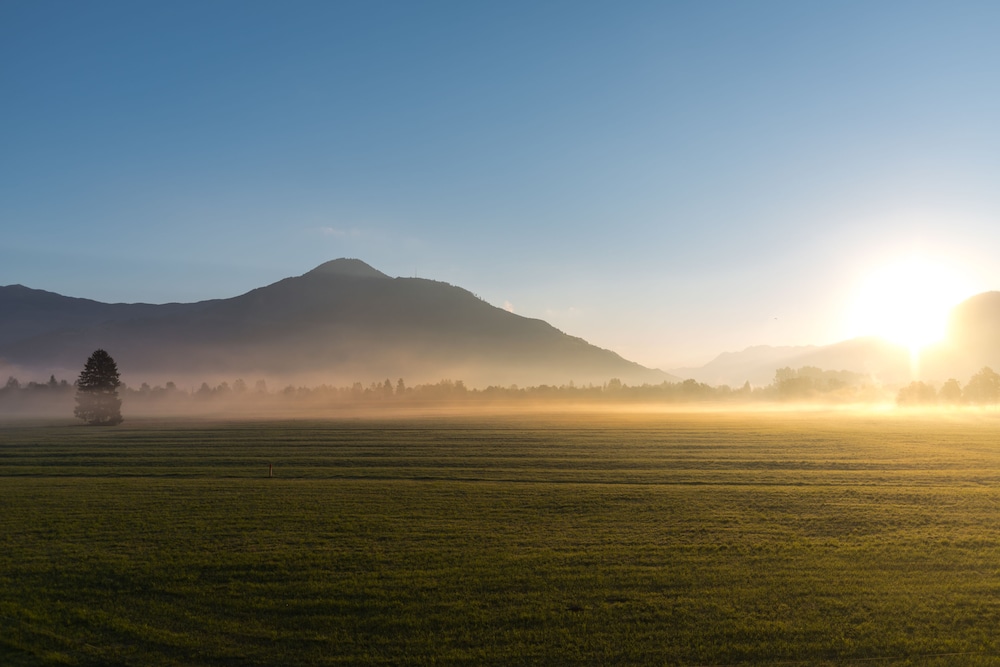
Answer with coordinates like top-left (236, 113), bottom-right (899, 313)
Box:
top-left (671, 339), bottom-right (913, 387)
top-left (945, 291), bottom-right (1000, 365)
top-left (672, 291), bottom-right (1000, 388)
top-left (670, 345), bottom-right (818, 386)
top-left (0, 285), bottom-right (212, 346)
top-left (0, 259), bottom-right (674, 387)
top-left (913, 291), bottom-right (1000, 382)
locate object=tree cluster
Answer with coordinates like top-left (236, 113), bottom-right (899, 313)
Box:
top-left (0, 374), bottom-right (74, 415)
top-left (896, 367), bottom-right (1000, 406)
top-left (771, 366), bottom-right (873, 400)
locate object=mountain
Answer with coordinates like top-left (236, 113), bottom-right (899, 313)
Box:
top-left (672, 292), bottom-right (1000, 388)
top-left (670, 345), bottom-right (818, 387)
top-left (909, 291), bottom-right (1000, 382)
top-left (671, 339), bottom-right (913, 387)
top-left (943, 291), bottom-right (1000, 369)
top-left (0, 259), bottom-right (676, 388)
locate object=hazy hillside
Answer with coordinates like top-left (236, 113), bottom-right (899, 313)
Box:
top-left (0, 285), bottom-right (212, 347)
top-left (907, 291), bottom-right (1000, 383)
top-left (941, 291), bottom-right (1000, 371)
top-left (670, 345), bottom-right (818, 387)
top-left (673, 292), bottom-right (1000, 388)
top-left (671, 339), bottom-right (915, 388)
top-left (0, 259), bottom-right (674, 388)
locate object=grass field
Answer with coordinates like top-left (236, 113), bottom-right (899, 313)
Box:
top-left (3, 410), bottom-right (1000, 665)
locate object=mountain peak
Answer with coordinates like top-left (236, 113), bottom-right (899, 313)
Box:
top-left (305, 258), bottom-right (390, 279)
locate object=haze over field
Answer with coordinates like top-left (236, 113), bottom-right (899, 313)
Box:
top-left (4, 2), bottom-right (1000, 371)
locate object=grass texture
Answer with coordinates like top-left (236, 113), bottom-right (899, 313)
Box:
top-left (3, 411), bottom-right (1000, 665)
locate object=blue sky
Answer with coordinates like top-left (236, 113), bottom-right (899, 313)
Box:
top-left (3, 1), bottom-right (1000, 368)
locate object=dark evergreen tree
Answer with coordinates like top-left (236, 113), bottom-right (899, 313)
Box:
top-left (74, 349), bottom-right (123, 425)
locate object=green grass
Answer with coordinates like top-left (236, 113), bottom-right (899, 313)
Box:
top-left (3, 411), bottom-right (1000, 665)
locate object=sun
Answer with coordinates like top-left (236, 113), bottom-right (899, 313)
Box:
top-left (846, 256), bottom-right (976, 352)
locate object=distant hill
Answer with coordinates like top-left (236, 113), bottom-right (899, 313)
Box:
top-left (670, 345), bottom-right (818, 387)
top-left (0, 259), bottom-right (675, 388)
top-left (912, 291), bottom-right (1000, 382)
top-left (943, 291), bottom-right (1000, 368)
top-left (671, 339), bottom-right (913, 387)
top-left (673, 292), bottom-right (1000, 388)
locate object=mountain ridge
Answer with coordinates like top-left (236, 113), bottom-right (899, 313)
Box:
top-left (671, 292), bottom-right (1000, 388)
top-left (7, 261), bottom-right (1000, 389)
top-left (0, 259), bottom-right (675, 388)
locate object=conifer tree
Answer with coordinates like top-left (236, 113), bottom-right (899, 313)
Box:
top-left (74, 349), bottom-right (123, 425)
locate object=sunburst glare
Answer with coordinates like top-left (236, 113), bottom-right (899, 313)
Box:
top-left (846, 256), bottom-right (977, 353)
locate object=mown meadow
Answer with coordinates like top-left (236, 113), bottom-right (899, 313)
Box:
top-left (3, 410), bottom-right (1000, 665)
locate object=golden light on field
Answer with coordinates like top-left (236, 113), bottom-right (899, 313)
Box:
top-left (846, 256), bottom-right (976, 353)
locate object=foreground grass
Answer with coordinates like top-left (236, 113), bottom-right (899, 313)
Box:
top-left (3, 411), bottom-right (1000, 665)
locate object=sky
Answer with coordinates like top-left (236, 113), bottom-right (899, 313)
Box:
top-left (3, 1), bottom-right (1000, 369)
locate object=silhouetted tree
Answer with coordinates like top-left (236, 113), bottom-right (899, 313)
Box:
top-left (775, 367), bottom-right (813, 398)
top-left (896, 381), bottom-right (936, 405)
top-left (773, 366), bottom-right (868, 399)
top-left (964, 367), bottom-right (1000, 405)
top-left (939, 378), bottom-right (963, 404)
top-left (74, 349), bottom-right (123, 425)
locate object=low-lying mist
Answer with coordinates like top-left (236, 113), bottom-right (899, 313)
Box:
top-left (5, 369), bottom-right (1000, 422)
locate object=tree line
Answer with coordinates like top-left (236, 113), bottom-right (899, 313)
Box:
top-left (6, 351), bottom-right (1000, 422)
top-left (895, 367), bottom-right (1000, 406)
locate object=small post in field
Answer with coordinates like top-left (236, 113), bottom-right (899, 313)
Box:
top-left (269, 463), bottom-right (273, 478)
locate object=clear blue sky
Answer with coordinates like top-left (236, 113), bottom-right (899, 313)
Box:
top-left (3, 1), bottom-right (1000, 368)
